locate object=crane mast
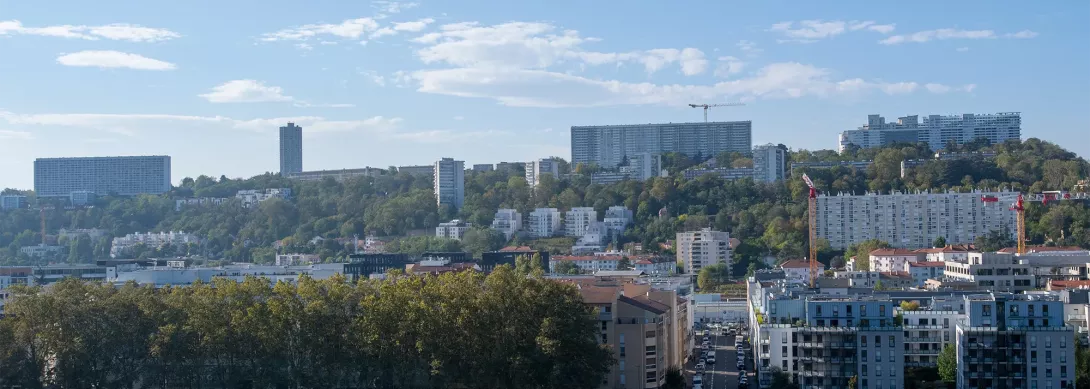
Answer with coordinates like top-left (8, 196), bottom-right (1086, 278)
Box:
top-left (687, 103), bottom-right (745, 122)
top-left (989, 191), bottom-right (1089, 254)
top-left (802, 174), bottom-right (818, 288)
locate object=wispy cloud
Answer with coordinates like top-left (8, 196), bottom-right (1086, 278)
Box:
top-left (0, 130), bottom-right (33, 140)
top-left (56, 50), bottom-right (176, 70)
top-left (260, 18), bottom-right (379, 42)
top-left (200, 80), bottom-right (293, 103)
top-left (769, 20), bottom-right (894, 43)
top-left (880, 28), bottom-right (1038, 44)
top-left (0, 20), bottom-right (180, 42)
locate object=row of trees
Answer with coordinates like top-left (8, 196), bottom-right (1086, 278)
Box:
top-left (0, 267), bottom-right (612, 389)
top-left (2, 138), bottom-right (1088, 273)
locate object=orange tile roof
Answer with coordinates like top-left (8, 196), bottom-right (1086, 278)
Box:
top-left (780, 259), bottom-right (822, 269)
top-left (907, 261), bottom-right (946, 268)
top-left (1047, 279), bottom-right (1090, 291)
top-left (870, 248), bottom-right (922, 256)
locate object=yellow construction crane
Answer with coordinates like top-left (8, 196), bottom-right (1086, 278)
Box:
top-left (802, 173), bottom-right (819, 288)
top-left (688, 103), bottom-right (744, 122)
top-left (988, 191), bottom-right (1090, 254)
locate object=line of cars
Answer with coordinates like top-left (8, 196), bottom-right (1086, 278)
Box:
top-left (693, 330), bottom-right (715, 389)
top-left (735, 335), bottom-right (748, 389)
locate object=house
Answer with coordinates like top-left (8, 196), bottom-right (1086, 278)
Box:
top-left (779, 259), bottom-right (825, 285)
top-left (869, 248), bottom-right (925, 273)
top-left (904, 261), bottom-right (945, 287)
top-left (913, 245), bottom-right (972, 262)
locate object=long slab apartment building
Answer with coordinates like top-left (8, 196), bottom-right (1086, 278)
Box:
top-left (838, 112), bottom-right (1021, 152)
top-left (34, 155), bottom-right (172, 198)
top-left (816, 190), bottom-right (1018, 249)
top-left (571, 121), bottom-right (752, 168)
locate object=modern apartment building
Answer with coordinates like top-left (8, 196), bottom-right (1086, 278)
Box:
top-left (838, 113), bottom-right (1022, 152)
top-left (816, 190), bottom-right (1018, 249)
top-left (284, 167), bottom-right (386, 182)
top-left (526, 158), bottom-right (560, 187)
top-left (869, 249), bottom-right (926, 273)
top-left (34, 156), bottom-right (171, 197)
top-left (471, 164), bottom-right (494, 172)
top-left (433, 158), bottom-right (465, 210)
top-left (752, 144), bottom-right (787, 183)
top-left (955, 293), bottom-right (1076, 389)
top-left (676, 228), bottom-right (732, 274)
top-left (943, 252), bottom-right (1035, 292)
top-left (565, 207), bottom-right (598, 237)
top-left (527, 208), bottom-right (562, 238)
top-left (901, 309), bottom-right (963, 368)
top-left (279, 122), bottom-right (303, 174)
top-left (435, 220), bottom-right (469, 241)
top-left (571, 121), bottom-right (752, 168)
top-left (0, 195), bottom-right (26, 210)
top-left (236, 188), bottom-right (291, 208)
top-left (603, 206), bottom-right (634, 235)
top-left (491, 209), bottom-right (522, 240)
top-left (110, 231), bottom-right (199, 258)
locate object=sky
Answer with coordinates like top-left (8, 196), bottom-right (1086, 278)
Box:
top-left (1, 0), bottom-right (1088, 190)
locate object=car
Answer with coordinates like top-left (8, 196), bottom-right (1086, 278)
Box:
top-left (693, 375), bottom-right (703, 386)
top-left (707, 351), bottom-right (715, 358)
top-left (693, 384), bottom-right (702, 389)
top-left (702, 336), bottom-right (710, 342)
top-left (696, 361), bottom-right (706, 371)
top-left (706, 356), bottom-right (716, 364)
top-left (737, 363), bottom-right (745, 370)
top-left (702, 341), bottom-right (710, 347)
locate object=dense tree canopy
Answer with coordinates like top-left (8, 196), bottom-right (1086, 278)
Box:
top-left (1, 138), bottom-right (1087, 272)
top-left (0, 267), bottom-right (612, 388)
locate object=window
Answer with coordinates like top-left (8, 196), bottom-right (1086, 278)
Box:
top-left (1061, 366), bottom-right (1066, 378)
top-left (783, 334), bottom-right (788, 343)
top-left (862, 364), bottom-right (868, 376)
top-left (862, 350), bottom-right (868, 359)
top-left (619, 360), bottom-right (625, 371)
top-left (1046, 368), bottom-right (1052, 378)
top-left (1032, 366), bottom-right (1037, 378)
top-left (875, 336), bottom-right (881, 345)
top-left (645, 346), bottom-right (656, 356)
top-left (983, 305), bottom-right (992, 316)
top-left (862, 335), bottom-right (867, 346)
top-left (1031, 336), bottom-right (1037, 347)
top-left (943, 318), bottom-right (949, 328)
top-left (1061, 337), bottom-right (1066, 348)
top-left (880, 306), bottom-right (886, 317)
top-left (783, 346), bottom-right (788, 354)
top-left (889, 336), bottom-right (895, 347)
top-left (876, 351), bottom-right (881, 362)
top-left (1046, 350), bottom-right (1052, 363)
top-left (1031, 350), bottom-right (1037, 363)
top-left (876, 366), bottom-right (882, 376)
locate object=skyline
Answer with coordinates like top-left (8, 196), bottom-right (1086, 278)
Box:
top-left (1, 0), bottom-right (1088, 190)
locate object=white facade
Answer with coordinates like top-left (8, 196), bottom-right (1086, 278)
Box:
top-left (833, 270), bottom-right (883, 287)
top-left (549, 255), bottom-right (619, 273)
top-left (279, 122), bottom-right (303, 174)
top-left (869, 249), bottom-right (925, 273)
top-left (275, 253), bottom-right (320, 266)
top-left (433, 158), bottom-right (465, 210)
top-left (19, 244), bottom-right (64, 258)
top-left (571, 222), bottom-right (609, 254)
top-left (779, 259), bottom-right (826, 284)
top-left (490, 209), bottom-right (522, 240)
top-left (816, 190), bottom-right (1018, 249)
top-left (603, 206), bottom-right (633, 235)
top-left (236, 188), bottom-right (291, 208)
top-left (527, 208), bottom-right (562, 238)
top-left (525, 158), bottom-right (560, 187)
top-left (435, 220), bottom-right (470, 241)
top-left (34, 156), bottom-right (171, 197)
top-left (838, 112), bottom-right (1021, 152)
top-left (752, 144), bottom-right (786, 183)
top-left (902, 310), bottom-right (963, 368)
top-left (676, 228), bottom-right (732, 274)
top-left (944, 252), bottom-right (1035, 291)
top-left (633, 259), bottom-right (675, 275)
top-left (564, 207), bottom-right (598, 237)
top-left (110, 231), bottom-right (199, 258)
top-left (0, 195), bottom-right (26, 210)
top-left (571, 121), bottom-right (752, 167)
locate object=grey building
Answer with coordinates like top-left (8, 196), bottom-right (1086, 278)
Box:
top-left (279, 122), bottom-right (303, 174)
top-left (571, 121), bottom-right (752, 167)
top-left (839, 113), bottom-right (1021, 152)
top-left (433, 158), bottom-right (464, 210)
top-left (752, 144), bottom-right (786, 183)
top-left (34, 156), bottom-right (171, 197)
top-left (471, 164), bottom-right (494, 172)
top-left (398, 165), bottom-right (435, 176)
top-left (0, 195), bottom-right (26, 210)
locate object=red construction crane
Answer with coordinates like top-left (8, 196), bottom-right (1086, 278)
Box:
top-left (687, 102), bottom-right (745, 122)
top-left (987, 191), bottom-right (1090, 254)
top-left (802, 173), bottom-right (819, 288)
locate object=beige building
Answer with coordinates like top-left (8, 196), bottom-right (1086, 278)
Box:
top-left (676, 228), bottom-right (732, 274)
top-left (943, 252), bottom-right (1034, 291)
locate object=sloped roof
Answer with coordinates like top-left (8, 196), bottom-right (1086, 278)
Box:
top-left (619, 295), bottom-right (668, 315)
top-left (578, 285), bottom-right (620, 304)
top-left (870, 248), bottom-right (922, 256)
top-left (780, 259), bottom-right (823, 269)
top-left (499, 246), bottom-right (534, 252)
top-left (907, 261), bottom-right (946, 268)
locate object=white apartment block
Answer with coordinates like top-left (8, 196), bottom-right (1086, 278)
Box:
top-left (902, 309), bottom-right (963, 368)
top-left (0, 195), bottom-right (26, 210)
top-left (816, 190), bottom-right (1018, 249)
top-left (572, 222), bottom-right (609, 254)
top-left (19, 245), bottom-right (64, 258)
top-left (571, 121), bottom-right (752, 167)
top-left (236, 188), bottom-right (291, 208)
top-left (549, 255), bottom-right (619, 273)
top-left (905, 262), bottom-right (946, 287)
top-left (490, 209), bottom-right (521, 240)
top-left (752, 144), bottom-right (786, 183)
top-left (525, 158), bottom-right (560, 187)
top-left (528, 208), bottom-right (562, 238)
top-left (944, 252), bottom-right (1035, 292)
top-left (916, 246), bottom-right (972, 262)
top-left (436, 220), bottom-right (470, 241)
top-left (433, 158), bottom-right (465, 210)
top-left (780, 259), bottom-right (826, 285)
top-left (110, 231), bottom-right (199, 258)
top-left (565, 207), bottom-right (598, 237)
top-left (275, 253), bottom-right (320, 266)
top-left (834, 271), bottom-right (883, 288)
top-left (603, 206), bottom-right (634, 235)
top-left (869, 249), bottom-right (925, 273)
top-left (676, 228), bottom-right (731, 274)
top-left (633, 258), bottom-right (675, 275)
top-left (838, 113), bottom-right (1021, 152)
top-left (34, 156), bottom-right (171, 197)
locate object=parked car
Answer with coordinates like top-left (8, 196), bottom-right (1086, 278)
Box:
top-left (693, 374), bottom-right (703, 386)
top-left (706, 356), bottom-right (716, 364)
top-left (696, 361), bottom-right (706, 371)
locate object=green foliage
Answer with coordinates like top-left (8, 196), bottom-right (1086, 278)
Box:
top-left (515, 253), bottom-right (545, 276)
top-left (460, 227), bottom-right (506, 257)
top-left (975, 227), bottom-right (1016, 252)
top-left (554, 261), bottom-right (581, 275)
top-left (900, 301), bottom-right (920, 311)
top-left (844, 239), bottom-right (891, 271)
top-left (769, 367), bottom-right (800, 389)
top-left (616, 256), bottom-right (632, 270)
top-left (385, 236), bottom-right (462, 255)
top-left (937, 345), bottom-right (957, 383)
top-left (848, 375), bottom-right (858, 389)
top-left (663, 368), bottom-right (685, 389)
top-left (1076, 338), bottom-right (1089, 389)
top-left (0, 269), bottom-right (612, 388)
top-left (933, 236), bottom-right (946, 248)
top-left (696, 263), bottom-right (732, 291)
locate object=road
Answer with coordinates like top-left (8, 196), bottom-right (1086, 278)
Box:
top-left (686, 327), bottom-right (749, 389)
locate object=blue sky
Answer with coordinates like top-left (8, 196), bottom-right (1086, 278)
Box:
top-left (1, 0), bottom-right (1087, 189)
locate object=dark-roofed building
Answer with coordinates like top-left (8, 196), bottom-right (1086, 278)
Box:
top-left (480, 247), bottom-right (549, 273)
top-left (345, 253), bottom-right (411, 280)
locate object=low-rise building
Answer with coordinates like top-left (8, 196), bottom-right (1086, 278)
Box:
top-left (943, 252), bottom-right (1034, 292)
top-left (914, 245), bottom-right (972, 262)
top-left (633, 257), bottom-right (675, 275)
top-left (435, 219), bottom-right (470, 241)
top-left (905, 261), bottom-right (946, 287)
top-left (834, 270), bottom-right (882, 288)
top-left (550, 255), bottom-right (620, 273)
top-left (572, 222), bottom-right (611, 254)
top-left (174, 197), bottom-right (227, 211)
top-left (603, 206), bottom-right (634, 236)
top-left (275, 253), bottom-right (320, 266)
top-left (779, 259), bottom-right (825, 285)
top-left (870, 249), bottom-right (925, 273)
top-left (110, 231), bottom-right (200, 258)
top-left (236, 188), bottom-right (292, 208)
top-left (19, 244), bottom-right (65, 258)
top-left (285, 167), bottom-right (386, 182)
top-left (0, 195), bottom-right (26, 210)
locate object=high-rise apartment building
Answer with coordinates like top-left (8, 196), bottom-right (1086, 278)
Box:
top-left (279, 122), bottom-right (303, 174)
top-left (34, 156), bottom-right (171, 197)
top-left (491, 209), bottom-right (522, 240)
top-left (527, 208), bottom-right (562, 238)
top-left (752, 143), bottom-right (787, 183)
top-left (433, 158), bottom-right (465, 210)
top-left (571, 121), bottom-right (752, 168)
top-left (816, 190), bottom-right (1018, 249)
top-left (838, 113), bottom-right (1021, 152)
top-left (564, 207), bottom-right (597, 237)
top-left (525, 158), bottom-right (560, 187)
top-left (676, 228), bottom-right (732, 274)
top-left (435, 220), bottom-right (469, 241)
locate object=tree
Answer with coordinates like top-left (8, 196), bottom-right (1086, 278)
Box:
top-left (663, 368), bottom-right (685, 389)
top-left (873, 280), bottom-right (885, 291)
top-left (932, 236), bottom-right (946, 248)
top-left (697, 263), bottom-right (731, 291)
top-left (461, 227), bottom-right (505, 257)
top-left (769, 367), bottom-right (799, 389)
top-left (937, 345), bottom-right (957, 383)
top-left (975, 227), bottom-right (1016, 252)
top-left (1076, 338), bottom-right (1089, 389)
top-left (848, 375), bottom-right (858, 389)
top-left (844, 239), bottom-right (891, 271)
top-left (515, 253), bottom-right (545, 276)
top-left (616, 256), bottom-right (632, 270)
top-left (554, 261), bottom-right (581, 275)
top-left (900, 301), bottom-right (920, 311)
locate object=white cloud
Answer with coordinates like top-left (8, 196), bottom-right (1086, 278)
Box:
top-left (714, 56), bottom-right (745, 78)
top-left (370, 27), bottom-right (397, 39)
top-left (848, 21), bottom-right (896, 34)
top-left (0, 110), bottom-right (402, 137)
top-left (453, 116), bottom-right (464, 120)
top-left (372, 1), bottom-right (419, 15)
top-left (878, 28), bottom-right (1033, 44)
top-left (0, 130), bottom-right (33, 140)
top-left (261, 18), bottom-right (379, 42)
top-left (199, 80), bottom-right (293, 103)
top-left (736, 40), bottom-right (762, 56)
top-left (770, 20), bottom-right (894, 43)
top-left (0, 20), bottom-right (180, 42)
top-left (925, 83), bottom-right (951, 93)
top-left (394, 18), bottom-right (435, 32)
top-left (56, 50), bottom-right (176, 70)
top-left (412, 62), bottom-right (969, 108)
top-left (956, 47), bottom-right (969, 52)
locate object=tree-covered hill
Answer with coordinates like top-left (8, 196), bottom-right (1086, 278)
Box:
top-left (1, 138), bottom-right (1087, 270)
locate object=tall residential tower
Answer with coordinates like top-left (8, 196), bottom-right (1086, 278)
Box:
top-left (279, 122), bottom-right (303, 174)
top-left (433, 158), bottom-right (465, 210)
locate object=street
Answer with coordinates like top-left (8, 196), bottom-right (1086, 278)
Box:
top-left (686, 326), bottom-right (749, 389)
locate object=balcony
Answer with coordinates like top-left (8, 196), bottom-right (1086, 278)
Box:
top-left (904, 348), bottom-right (940, 355)
top-left (905, 337), bottom-right (941, 342)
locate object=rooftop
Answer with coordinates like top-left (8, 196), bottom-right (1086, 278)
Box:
top-left (914, 245), bottom-right (972, 254)
top-left (498, 246), bottom-right (535, 252)
top-left (577, 285), bottom-right (620, 305)
top-left (1047, 280), bottom-right (1090, 291)
top-left (999, 246), bottom-right (1088, 254)
top-left (907, 261), bottom-right (946, 268)
top-left (619, 294), bottom-right (668, 315)
top-left (870, 248), bottom-right (922, 256)
top-left (780, 259), bottom-right (821, 269)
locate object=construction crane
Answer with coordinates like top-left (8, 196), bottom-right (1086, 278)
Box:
top-left (802, 173), bottom-right (819, 288)
top-left (38, 206), bottom-right (55, 245)
top-left (688, 102), bottom-right (744, 123)
top-left (987, 191), bottom-right (1090, 254)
